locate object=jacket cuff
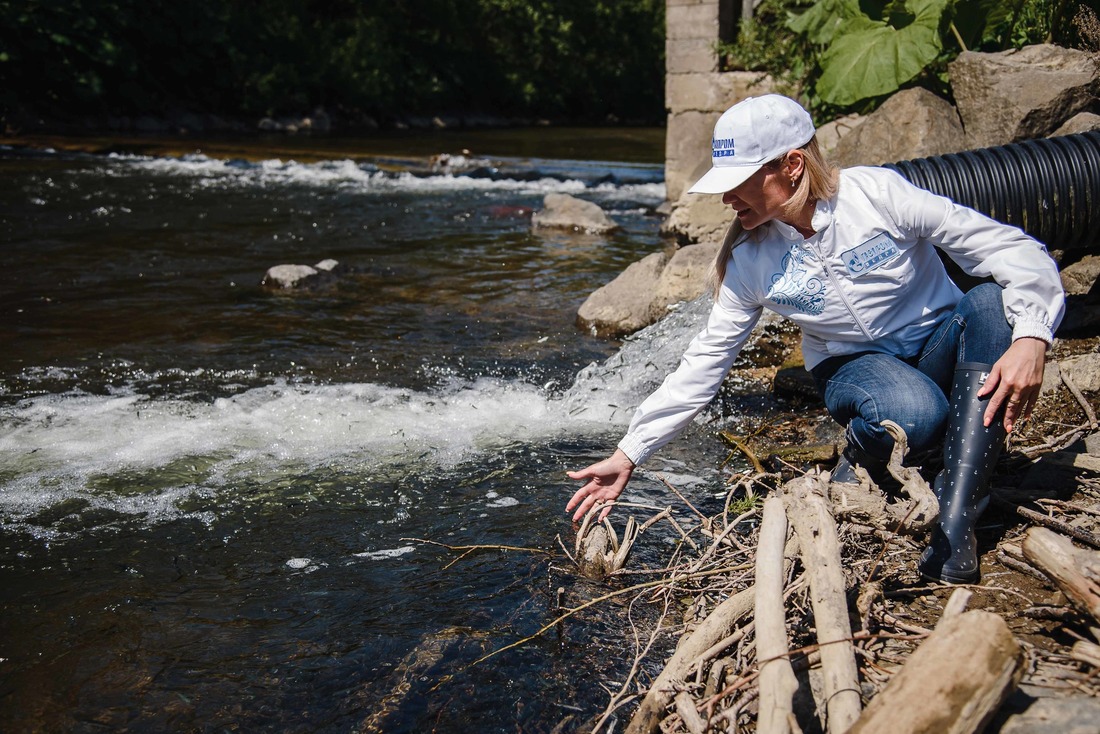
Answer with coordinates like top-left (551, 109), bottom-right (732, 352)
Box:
top-left (1011, 317), bottom-right (1054, 346)
top-left (617, 434), bottom-right (652, 466)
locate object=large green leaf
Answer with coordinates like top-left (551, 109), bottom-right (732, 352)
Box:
top-left (816, 0), bottom-right (950, 105)
top-left (786, 0), bottom-right (864, 44)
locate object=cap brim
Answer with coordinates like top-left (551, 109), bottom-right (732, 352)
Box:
top-left (686, 163), bottom-right (763, 195)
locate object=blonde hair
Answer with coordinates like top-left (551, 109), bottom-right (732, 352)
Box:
top-left (710, 136), bottom-right (839, 297)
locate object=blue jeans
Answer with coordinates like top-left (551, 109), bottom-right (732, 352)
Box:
top-left (811, 284), bottom-right (1013, 461)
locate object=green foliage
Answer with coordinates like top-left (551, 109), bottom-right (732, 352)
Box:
top-left (718, 0), bottom-right (1095, 120)
top-left (815, 0), bottom-right (950, 106)
top-left (0, 0), bottom-right (665, 124)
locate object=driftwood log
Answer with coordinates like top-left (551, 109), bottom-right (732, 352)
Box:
top-left (624, 533), bottom-right (800, 734)
top-left (782, 472), bottom-right (862, 733)
top-left (754, 496), bottom-right (798, 734)
top-left (1022, 526), bottom-right (1100, 625)
top-left (847, 611), bottom-right (1023, 734)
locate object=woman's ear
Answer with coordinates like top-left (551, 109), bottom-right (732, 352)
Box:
top-left (786, 150), bottom-right (806, 184)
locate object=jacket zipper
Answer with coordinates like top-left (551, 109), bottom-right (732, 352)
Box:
top-left (808, 241), bottom-right (874, 339)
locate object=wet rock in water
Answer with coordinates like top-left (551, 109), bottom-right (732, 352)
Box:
top-left (261, 259), bottom-right (342, 289)
top-left (577, 251), bottom-right (669, 337)
top-left (532, 193), bottom-right (619, 234)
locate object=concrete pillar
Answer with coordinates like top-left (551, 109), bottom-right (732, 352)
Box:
top-left (664, 0), bottom-right (773, 201)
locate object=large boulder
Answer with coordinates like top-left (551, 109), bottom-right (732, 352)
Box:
top-left (815, 113), bottom-right (867, 161)
top-left (577, 251), bottom-right (670, 337)
top-left (949, 44), bottom-right (1100, 149)
top-left (577, 242), bottom-right (721, 337)
top-left (831, 88), bottom-right (966, 168)
top-left (662, 191), bottom-right (733, 246)
top-left (532, 193), bottom-right (619, 234)
top-left (651, 242), bottom-right (721, 321)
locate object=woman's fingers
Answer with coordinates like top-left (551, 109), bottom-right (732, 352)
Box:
top-left (981, 338), bottom-right (1048, 431)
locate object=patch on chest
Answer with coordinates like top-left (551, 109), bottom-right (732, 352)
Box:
top-left (767, 244), bottom-right (825, 315)
top-left (841, 232), bottom-right (901, 277)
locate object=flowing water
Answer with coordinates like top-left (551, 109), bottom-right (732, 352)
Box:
top-left (0, 129), bottom-right (754, 732)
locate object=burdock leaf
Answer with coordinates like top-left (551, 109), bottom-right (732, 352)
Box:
top-left (816, 0), bottom-right (949, 106)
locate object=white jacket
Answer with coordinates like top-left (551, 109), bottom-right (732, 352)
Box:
top-left (618, 166), bottom-right (1065, 465)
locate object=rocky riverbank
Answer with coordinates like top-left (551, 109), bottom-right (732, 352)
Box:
top-left (560, 331), bottom-right (1100, 733)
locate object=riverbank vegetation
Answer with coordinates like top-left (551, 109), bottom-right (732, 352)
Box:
top-left (0, 0), bottom-right (665, 131)
top-left (721, 0), bottom-right (1099, 121)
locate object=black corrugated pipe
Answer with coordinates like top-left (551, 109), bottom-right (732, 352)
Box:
top-left (882, 131), bottom-right (1100, 251)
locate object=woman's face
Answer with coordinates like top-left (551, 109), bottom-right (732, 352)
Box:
top-left (720, 162), bottom-right (794, 230)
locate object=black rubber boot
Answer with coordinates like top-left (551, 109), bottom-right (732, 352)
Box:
top-left (918, 362), bottom-right (1006, 584)
top-left (830, 442), bottom-right (887, 486)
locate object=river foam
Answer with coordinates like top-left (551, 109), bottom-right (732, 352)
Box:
top-left (98, 152), bottom-right (666, 201)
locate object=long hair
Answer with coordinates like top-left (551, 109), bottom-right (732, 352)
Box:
top-left (710, 136), bottom-right (839, 297)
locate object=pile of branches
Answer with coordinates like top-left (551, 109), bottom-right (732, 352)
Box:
top-left (563, 429), bottom-right (1100, 734)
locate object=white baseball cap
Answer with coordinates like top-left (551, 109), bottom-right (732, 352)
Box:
top-left (688, 95), bottom-right (816, 195)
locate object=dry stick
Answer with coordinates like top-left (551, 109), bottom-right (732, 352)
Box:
top-left (1061, 369), bottom-right (1099, 430)
top-left (689, 511), bottom-right (757, 573)
top-left (656, 473), bottom-right (710, 528)
top-left (755, 496), bottom-right (799, 734)
top-left (624, 533), bottom-right (802, 734)
top-left (991, 495), bottom-right (1100, 549)
top-left (782, 472), bottom-right (863, 733)
top-left (1022, 526), bottom-right (1100, 626)
top-left (722, 432), bottom-right (767, 474)
top-left (1036, 498), bottom-right (1100, 518)
top-left (1020, 422), bottom-right (1091, 458)
top-left (939, 587), bottom-right (973, 623)
top-left (402, 537), bottom-right (550, 570)
top-left (674, 691), bottom-right (708, 734)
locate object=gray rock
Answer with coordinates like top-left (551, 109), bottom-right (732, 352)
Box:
top-left (651, 242), bottom-right (721, 321)
top-left (831, 88), bottom-right (966, 168)
top-left (996, 695), bottom-right (1100, 734)
top-left (261, 259), bottom-right (342, 289)
top-left (1060, 254), bottom-right (1100, 296)
top-left (577, 251), bottom-right (670, 337)
top-left (815, 113), bottom-right (867, 161)
top-left (662, 191), bottom-right (733, 246)
top-left (1059, 352), bottom-right (1100, 392)
top-left (262, 264), bottom-right (319, 288)
top-left (1040, 360), bottom-right (1062, 396)
top-left (1051, 111), bottom-right (1100, 136)
top-left (949, 44), bottom-right (1100, 149)
top-left (532, 193), bottom-right (619, 235)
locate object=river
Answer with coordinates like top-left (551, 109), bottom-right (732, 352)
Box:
top-left (0, 128), bottom-right (753, 732)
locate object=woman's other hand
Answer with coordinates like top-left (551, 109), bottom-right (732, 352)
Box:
top-left (979, 337), bottom-right (1048, 432)
top-left (565, 449), bottom-right (636, 522)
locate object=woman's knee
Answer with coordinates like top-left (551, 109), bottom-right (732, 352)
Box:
top-left (957, 283), bottom-right (1012, 361)
top-left (841, 377), bottom-right (949, 458)
top-left (957, 282), bottom-right (1005, 319)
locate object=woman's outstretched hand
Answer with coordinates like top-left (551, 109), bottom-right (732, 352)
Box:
top-left (979, 336), bottom-right (1048, 433)
top-left (565, 448), bottom-right (636, 522)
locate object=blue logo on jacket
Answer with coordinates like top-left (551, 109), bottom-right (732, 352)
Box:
top-left (767, 245), bottom-right (825, 315)
top-left (841, 232), bottom-right (901, 276)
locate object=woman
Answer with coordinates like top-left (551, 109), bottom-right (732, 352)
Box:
top-left (566, 94), bottom-right (1065, 584)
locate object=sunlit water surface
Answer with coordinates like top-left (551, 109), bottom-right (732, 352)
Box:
top-left (0, 130), bottom-right (765, 732)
